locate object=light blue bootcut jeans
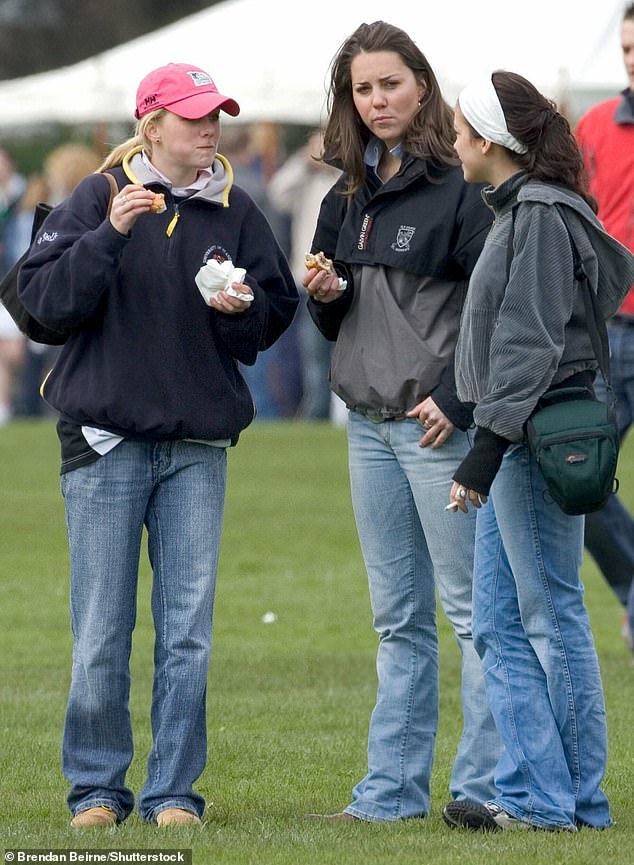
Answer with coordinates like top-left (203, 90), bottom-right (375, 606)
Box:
top-left (343, 412), bottom-right (500, 821)
top-left (61, 440), bottom-right (227, 823)
top-left (473, 443), bottom-right (612, 829)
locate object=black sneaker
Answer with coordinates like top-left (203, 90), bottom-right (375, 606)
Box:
top-left (442, 800), bottom-right (531, 832)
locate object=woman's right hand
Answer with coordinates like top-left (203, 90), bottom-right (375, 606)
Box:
top-left (109, 184), bottom-right (156, 235)
top-left (302, 267), bottom-right (342, 304)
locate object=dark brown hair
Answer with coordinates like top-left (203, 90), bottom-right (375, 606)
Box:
top-left (491, 70), bottom-right (597, 211)
top-left (322, 20), bottom-right (456, 196)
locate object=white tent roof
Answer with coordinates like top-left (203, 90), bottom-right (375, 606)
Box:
top-left (0, 0), bottom-right (627, 129)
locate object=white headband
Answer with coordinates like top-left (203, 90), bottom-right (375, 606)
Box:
top-left (458, 75), bottom-right (528, 155)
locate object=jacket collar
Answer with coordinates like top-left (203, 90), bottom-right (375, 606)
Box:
top-left (121, 146), bottom-right (234, 207)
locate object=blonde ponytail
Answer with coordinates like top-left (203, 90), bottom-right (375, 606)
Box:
top-left (95, 109), bottom-right (166, 173)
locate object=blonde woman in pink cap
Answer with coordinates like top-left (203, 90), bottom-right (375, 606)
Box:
top-left (19, 63), bottom-right (298, 828)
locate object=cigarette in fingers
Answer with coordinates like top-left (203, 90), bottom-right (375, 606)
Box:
top-left (445, 501), bottom-right (460, 511)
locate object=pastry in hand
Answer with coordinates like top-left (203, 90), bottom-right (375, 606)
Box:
top-left (304, 251), bottom-right (333, 274)
top-left (149, 192), bottom-right (166, 214)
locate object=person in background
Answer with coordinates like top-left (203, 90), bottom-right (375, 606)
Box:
top-left (575, 2), bottom-right (634, 653)
top-left (18, 62), bottom-right (297, 829)
top-left (268, 130), bottom-right (341, 419)
top-left (303, 21), bottom-right (499, 822)
top-left (221, 124), bottom-right (302, 419)
top-left (0, 145), bottom-right (27, 424)
top-left (444, 70), bottom-right (633, 832)
top-left (14, 144), bottom-right (103, 418)
top-left (0, 144), bottom-right (27, 272)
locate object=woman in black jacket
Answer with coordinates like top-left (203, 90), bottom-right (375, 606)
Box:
top-left (303, 21), bottom-right (499, 822)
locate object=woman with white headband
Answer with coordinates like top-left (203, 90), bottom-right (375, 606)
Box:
top-left (442, 71), bottom-right (634, 832)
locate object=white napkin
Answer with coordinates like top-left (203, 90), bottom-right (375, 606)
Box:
top-left (195, 259), bottom-right (251, 304)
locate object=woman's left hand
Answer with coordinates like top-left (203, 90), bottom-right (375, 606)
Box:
top-left (446, 481), bottom-right (488, 513)
top-left (407, 397), bottom-right (454, 449)
top-left (208, 283), bottom-right (254, 314)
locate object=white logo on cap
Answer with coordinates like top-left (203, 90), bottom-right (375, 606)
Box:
top-left (187, 71), bottom-right (213, 87)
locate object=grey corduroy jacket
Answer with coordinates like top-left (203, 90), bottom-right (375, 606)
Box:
top-left (455, 172), bottom-right (634, 445)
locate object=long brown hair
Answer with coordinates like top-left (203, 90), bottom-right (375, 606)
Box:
top-left (322, 20), bottom-right (456, 196)
top-left (491, 70), bottom-right (597, 211)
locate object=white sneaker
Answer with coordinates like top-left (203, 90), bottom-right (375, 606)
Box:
top-left (484, 802), bottom-right (533, 830)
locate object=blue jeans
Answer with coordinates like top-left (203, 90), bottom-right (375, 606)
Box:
top-left (61, 440), bottom-right (227, 823)
top-left (474, 443), bottom-right (612, 829)
top-left (343, 413), bottom-right (499, 821)
top-left (584, 321), bottom-right (634, 612)
top-left (297, 303), bottom-right (333, 419)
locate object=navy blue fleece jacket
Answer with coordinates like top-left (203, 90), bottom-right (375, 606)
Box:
top-left (18, 152), bottom-right (298, 443)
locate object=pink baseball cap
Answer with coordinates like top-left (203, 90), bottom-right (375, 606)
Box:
top-left (135, 63), bottom-right (240, 119)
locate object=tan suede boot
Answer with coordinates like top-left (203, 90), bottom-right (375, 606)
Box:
top-left (71, 806), bottom-right (117, 828)
top-left (156, 808), bottom-right (202, 828)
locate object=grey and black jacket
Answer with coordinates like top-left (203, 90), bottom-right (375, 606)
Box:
top-left (308, 151), bottom-right (492, 428)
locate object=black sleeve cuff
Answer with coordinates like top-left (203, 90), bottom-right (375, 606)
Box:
top-left (307, 263), bottom-right (354, 341)
top-left (453, 426), bottom-right (511, 495)
top-left (431, 380), bottom-right (474, 431)
top-left (430, 360), bottom-right (474, 431)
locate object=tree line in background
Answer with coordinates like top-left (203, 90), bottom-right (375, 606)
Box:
top-left (0, 0), bottom-right (220, 80)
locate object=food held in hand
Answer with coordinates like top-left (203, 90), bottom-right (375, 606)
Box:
top-left (195, 259), bottom-right (249, 305)
top-left (150, 192), bottom-right (166, 214)
top-left (304, 251), bottom-right (334, 273)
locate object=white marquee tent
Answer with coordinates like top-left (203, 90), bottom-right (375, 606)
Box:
top-left (0, 0), bottom-right (628, 129)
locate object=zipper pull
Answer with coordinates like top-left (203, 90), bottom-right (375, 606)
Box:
top-left (166, 208), bottom-right (180, 237)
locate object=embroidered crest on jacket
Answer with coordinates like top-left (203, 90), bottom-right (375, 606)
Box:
top-left (392, 225), bottom-right (416, 252)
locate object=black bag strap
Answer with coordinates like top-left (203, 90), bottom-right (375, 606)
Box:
top-left (29, 202), bottom-right (53, 243)
top-left (554, 204), bottom-right (611, 386)
top-left (506, 202), bottom-right (613, 393)
top-left (30, 172), bottom-right (118, 242)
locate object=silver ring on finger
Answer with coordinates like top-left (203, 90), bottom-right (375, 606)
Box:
top-left (457, 487), bottom-right (467, 499)
top-left (121, 194), bottom-right (128, 203)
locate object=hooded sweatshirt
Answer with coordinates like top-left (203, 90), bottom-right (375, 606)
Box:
top-left (453, 172), bottom-right (634, 493)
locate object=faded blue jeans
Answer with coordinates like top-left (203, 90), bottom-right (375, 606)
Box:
top-left (61, 440), bottom-right (227, 823)
top-left (474, 442), bottom-right (612, 829)
top-left (343, 412), bottom-right (499, 821)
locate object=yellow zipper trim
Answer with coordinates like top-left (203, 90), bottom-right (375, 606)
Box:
top-left (121, 145), bottom-right (144, 184)
top-left (215, 153), bottom-right (234, 208)
top-left (121, 146), bottom-right (233, 237)
top-left (40, 367), bottom-right (52, 398)
top-left (166, 211), bottom-right (179, 237)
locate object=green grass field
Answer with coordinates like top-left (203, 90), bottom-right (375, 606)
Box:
top-left (1, 419), bottom-right (632, 865)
